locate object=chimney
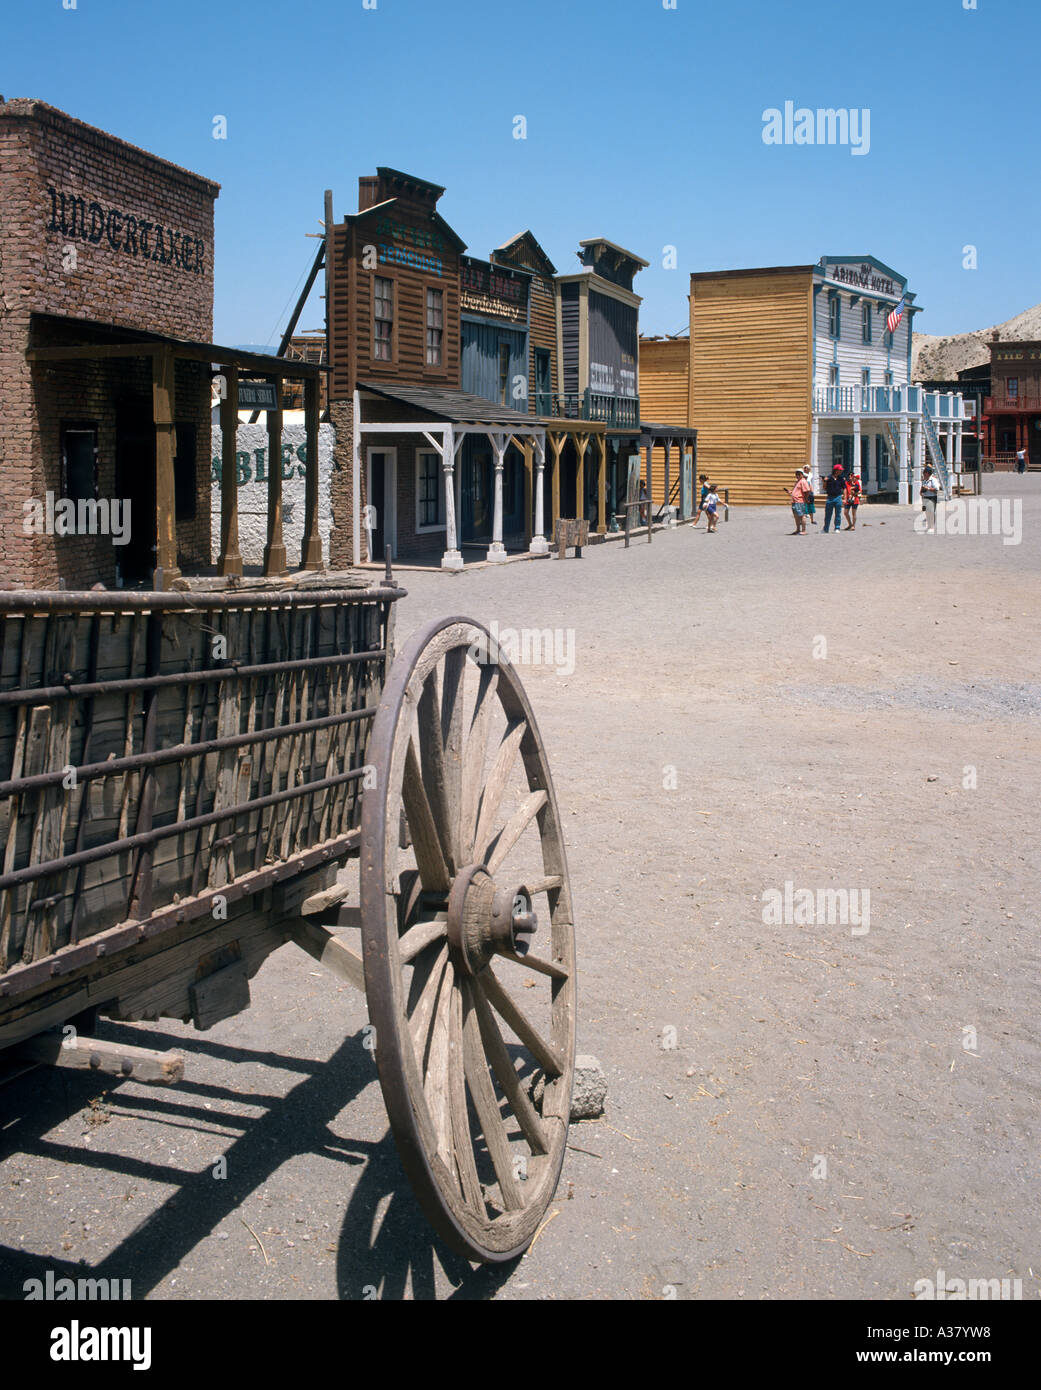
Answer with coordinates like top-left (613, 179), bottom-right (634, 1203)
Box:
top-left (358, 176), bottom-right (379, 212)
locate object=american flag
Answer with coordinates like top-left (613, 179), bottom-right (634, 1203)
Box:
top-left (886, 296), bottom-right (906, 335)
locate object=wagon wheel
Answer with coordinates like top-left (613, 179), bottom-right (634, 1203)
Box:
top-left (361, 616), bottom-right (576, 1263)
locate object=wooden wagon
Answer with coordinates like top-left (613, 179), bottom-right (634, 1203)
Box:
top-left (0, 582), bottom-right (576, 1264)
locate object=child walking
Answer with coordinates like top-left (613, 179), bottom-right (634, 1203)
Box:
top-left (703, 484), bottom-right (720, 532)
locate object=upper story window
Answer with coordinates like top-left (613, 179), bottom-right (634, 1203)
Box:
top-left (426, 288), bottom-right (443, 367)
top-left (884, 325), bottom-right (894, 350)
top-left (862, 303), bottom-right (872, 344)
top-left (828, 363), bottom-right (839, 387)
top-left (861, 368), bottom-right (871, 388)
top-left (374, 277), bottom-right (394, 361)
top-left (884, 370), bottom-right (893, 386)
top-left (499, 341), bottom-right (511, 405)
top-left (1007, 377), bottom-right (1019, 398)
top-left (828, 292), bottom-right (841, 339)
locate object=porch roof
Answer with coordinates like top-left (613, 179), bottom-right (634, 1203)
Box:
top-left (639, 422), bottom-right (698, 444)
top-left (357, 380), bottom-right (539, 428)
top-left (26, 313), bottom-right (325, 378)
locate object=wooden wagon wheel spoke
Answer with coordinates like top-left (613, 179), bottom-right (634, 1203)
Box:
top-left (478, 968), bottom-right (565, 1078)
top-left (469, 977), bottom-right (548, 1156)
top-left (483, 788), bottom-right (548, 875)
top-left (362, 617), bottom-right (576, 1262)
top-left (402, 739), bottom-right (450, 893)
top-left (471, 719), bottom-right (527, 865)
top-left (398, 915), bottom-right (447, 964)
top-left (459, 665), bottom-right (497, 861)
top-left (460, 983), bottom-right (524, 1211)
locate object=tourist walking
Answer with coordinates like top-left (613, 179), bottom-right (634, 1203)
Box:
top-left (638, 479), bottom-right (649, 527)
top-left (691, 474), bottom-right (709, 527)
top-left (920, 463), bottom-right (940, 530)
top-left (823, 463), bottom-right (844, 532)
top-left (703, 484), bottom-right (720, 533)
top-left (843, 472), bottom-right (863, 529)
top-left (1016, 445), bottom-right (1027, 474)
top-left (785, 470), bottom-right (810, 534)
top-left (802, 469), bottom-right (817, 525)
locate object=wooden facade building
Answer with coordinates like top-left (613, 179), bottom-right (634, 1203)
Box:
top-left (0, 99), bottom-right (322, 591)
top-left (983, 339), bottom-right (1041, 468)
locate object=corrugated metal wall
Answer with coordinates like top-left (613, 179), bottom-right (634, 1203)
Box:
top-left (461, 320), bottom-right (528, 407)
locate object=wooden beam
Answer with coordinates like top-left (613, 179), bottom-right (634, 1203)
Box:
top-left (219, 367), bottom-right (243, 577)
top-left (263, 378), bottom-right (288, 575)
top-left (27, 342), bottom-right (163, 362)
top-left (15, 1032), bottom-right (184, 1086)
top-left (152, 348), bottom-right (180, 588)
top-left (288, 919), bottom-right (365, 993)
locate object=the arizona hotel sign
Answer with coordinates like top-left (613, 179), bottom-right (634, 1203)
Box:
top-left (46, 186), bottom-right (207, 274)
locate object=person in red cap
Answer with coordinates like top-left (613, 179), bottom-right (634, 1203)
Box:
top-left (823, 463), bottom-right (845, 532)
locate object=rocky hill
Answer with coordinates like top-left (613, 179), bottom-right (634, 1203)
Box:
top-left (912, 302), bottom-right (1041, 381)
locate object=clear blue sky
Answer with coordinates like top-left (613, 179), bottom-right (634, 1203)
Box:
top-left (5, 0), bottom-right (1035, 345)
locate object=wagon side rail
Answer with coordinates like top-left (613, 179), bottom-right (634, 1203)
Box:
top-left (0, 585), bottom-right (403, 1020)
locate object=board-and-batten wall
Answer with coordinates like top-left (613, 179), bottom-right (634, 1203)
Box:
top-left (813, 285), bottom-right (912, 390)
top-left (638, 338), bottom-right (691, 507)
top-left (689, 270), bottom-right (813, 505)
top-left (327, 217), bottom-right (462, 400)
top-left (461, 319), bottom-right (527, 405)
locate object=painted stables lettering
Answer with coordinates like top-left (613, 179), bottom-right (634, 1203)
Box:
top-left (46, 187), bottom-right (207, 274)
top-left (212, 442), bottom-right (310, 485)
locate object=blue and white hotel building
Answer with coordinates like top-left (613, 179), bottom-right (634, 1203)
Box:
top-left (809, 255), bottom-right (973, 501)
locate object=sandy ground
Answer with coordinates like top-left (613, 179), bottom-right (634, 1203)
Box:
top-left (1, 475), bottom-right (1038, 1302)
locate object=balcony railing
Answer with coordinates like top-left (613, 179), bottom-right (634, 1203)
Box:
top-left (984, 395), bottom-right (1041, 414)
top-left (813, 386), bottom-right (973, 420)
top-left (544, 390), bottom-right (640, 429)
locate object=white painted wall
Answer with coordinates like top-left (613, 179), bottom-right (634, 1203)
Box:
top-left (210, 414), bottom-right (334, 566)
top-left (813, 284), bottom-right (912, 390)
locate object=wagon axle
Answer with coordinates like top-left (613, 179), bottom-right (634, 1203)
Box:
top-left (447, 864), bottom-right (538, 976)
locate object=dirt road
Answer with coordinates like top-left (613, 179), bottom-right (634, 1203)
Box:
top-left (2, 476), bottom-right (1038, 1301)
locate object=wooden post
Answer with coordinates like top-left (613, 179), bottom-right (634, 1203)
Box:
top-left (263, 378), bottom-right (288, 575)
top-left (218, 366), bottom-right (243, 577)
top-left (550, 432), bottom-right (562, 531)
top-left (152, 348), bottom-right (180, 588)
top-left (522, 439), bottom-right (533, 544)
top-left (597, 434), bottom-right (607, 535)
top-left (645, 441), bottom-right (652, 542)
top-left (664, 440), bottom-right (671, 524)
top-left (302, 373), bottom-right (323, 569)
top-left (574, 432), bottom-right (589, 522)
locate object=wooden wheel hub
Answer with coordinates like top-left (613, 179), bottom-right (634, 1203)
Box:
top-left (447, 864), bottom-right (537, 975)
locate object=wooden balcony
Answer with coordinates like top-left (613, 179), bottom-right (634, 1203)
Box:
top-left (984, 395), bottom-right (1041, 414)
top-left (544, 390), bottom-right (640, 429)
top-left (813, 386), bottom-right (974, 420)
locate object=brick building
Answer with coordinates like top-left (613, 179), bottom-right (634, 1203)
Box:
top-left (0, 99), bottom-right (323, 589)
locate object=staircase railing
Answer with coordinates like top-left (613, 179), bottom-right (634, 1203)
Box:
top-left (920, 401), bottom-right (952, 499)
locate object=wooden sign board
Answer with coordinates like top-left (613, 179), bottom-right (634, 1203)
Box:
top-left (237, 382), bottom-right (279, 410)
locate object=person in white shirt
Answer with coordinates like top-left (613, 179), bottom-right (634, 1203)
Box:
top-left (920, 464), bottom-right (940, 531)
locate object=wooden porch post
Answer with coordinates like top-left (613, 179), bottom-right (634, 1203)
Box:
top-left (664, 440), bottom-right (672, 524)
top-left (597, 433), bottom-right (607, 534)
top-left (263, 377), bottom-right (288, 575)
top-left (301, 373), bottom-right (323, 569)
top-left (522, 439), bottom-right (533, 545)
top-left (574, 432), bottom-right (589, 522)
top-left (218, 365), bottom-right (243, 578)
top-left (550, 432), bottom-right (562, 533)
top-left (152, 347), bottom-right (180, 589)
